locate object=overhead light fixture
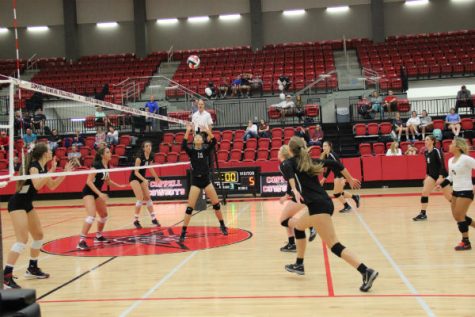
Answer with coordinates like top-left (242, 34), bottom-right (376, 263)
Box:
top-left (96, 22), bottom-right (118, 28)
top-left (219, 14), bottom-right (241, 21)
top-left (326, 6), bottom-right (350, 13)
top-left (405, 0), bottom-right (429, 6)
top-left (157, 18), bottom-right (179, 24)
top-left (0, 27), bottom-right (8, 33)
top-left (27, 26), bottom-right (48, 32)
top-left (283, 9), bottom-right (306, 16)
top-left (188, 16), bottom-right (209, 23)
top-left (451, 0), bottom-right (473, 3)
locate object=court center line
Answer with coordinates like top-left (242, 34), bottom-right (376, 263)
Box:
top-left (353, 209), bottom-right (436, 317)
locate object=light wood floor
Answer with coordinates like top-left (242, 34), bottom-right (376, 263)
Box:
top-left (2, 188), bottom-right (475, 317)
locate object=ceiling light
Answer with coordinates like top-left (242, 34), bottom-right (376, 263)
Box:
top-left (27, 26), bottom-right (48, 32)
top-left (283, 9), bottom-right (306, 16)
top-left (405, 0), bottom-right (429, 6)
top-left (188, 16), bottom-right (209, 23)
top-left (219, 14), bottom-right (241, 21)
top-left (157, 18), bottom-right (179, 24)
top-left (96, 22), bottom-right (118, 28)
top-left (326, 6), bottom-right (350, 13)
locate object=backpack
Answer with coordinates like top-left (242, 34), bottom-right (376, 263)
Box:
top-left (433, 129), bottom-right (442, 141)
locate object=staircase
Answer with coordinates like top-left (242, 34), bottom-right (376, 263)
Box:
top-left (333, 50), bottom-right (365, 90)
top-left (140, 61), bottom-right (181, 106)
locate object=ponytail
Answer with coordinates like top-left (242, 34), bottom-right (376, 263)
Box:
top-left (16, 142), bottom-right (49, 192)
top-left (288, 136), bottom-right (323, 176)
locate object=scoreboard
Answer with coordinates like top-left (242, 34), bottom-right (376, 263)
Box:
top-left (211, 167), bottom-right (260, 195)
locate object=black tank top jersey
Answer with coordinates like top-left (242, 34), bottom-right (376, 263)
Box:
top-left (425, 147), bottom-right (447, 178)
top-left (279, 161), bottom-right (293, 197)
top-left (14, 161), bottom-right (47, 202)
top-left (129, 153), bottom-right (153, 181)
top-left (182, 138), bottom-right (216, 176)
top-left (83, 161), bottom-right (109, 193)
top-left (323, 151), bottom-right (343, 178)
top-left (282, 157), bottom-right (345, 204)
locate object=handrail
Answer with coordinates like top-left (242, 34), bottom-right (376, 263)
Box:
top-left (167, 45), bottom-right (174, 63)
top-left (296, 70), bottom-right (337, 95)
top-left (26, 53), bottom-right (38, 71)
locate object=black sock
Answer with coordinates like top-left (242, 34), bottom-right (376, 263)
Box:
top-left (219, 220), bottom-right (225, 227)
top-left (182, 226), bottom-right (187, 233)
top-left (29, 259), bottom-right (38, 268)
top-left (289, 236), bottom-right (295, 245)
top-left (462, 237), bottom-right (470, 244)
top-left (344, 202), bottom-right (350, 208)
top-left (421, 210), bottom-right (426, 215)
top-left (357, 263), bottom-right (368, 275)
top-left (296, 258), bottom-right (304, 265)
top-left (4, 266), bottom-right (13, 275)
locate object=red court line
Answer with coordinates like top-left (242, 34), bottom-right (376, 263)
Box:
top-left (1, 216), bottom-right (80, 240)
top-left (38, 293), bottom-right (475, 304)
top-left (321, 241), bottom-right (334, 297)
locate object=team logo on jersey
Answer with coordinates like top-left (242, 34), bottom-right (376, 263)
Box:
top-left (42, 226), bottom-right (252, 257)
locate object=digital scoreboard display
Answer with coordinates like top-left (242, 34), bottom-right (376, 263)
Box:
top-left (212, 167), bottom-right (260, 195)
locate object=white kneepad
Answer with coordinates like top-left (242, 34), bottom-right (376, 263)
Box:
top-left (31, 240), bottom-right (43, 249)
top-left (11, 242), bottom-right (26, 253)
top-left (85, 216), bottom-right (95, 224)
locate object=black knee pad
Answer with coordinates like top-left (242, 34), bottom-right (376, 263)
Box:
top-left (213, 203), bottom-right (221, 211)
top-left (421, 196), bottom-right (429, 204)
top-left (440, 179), bottom-right (451, 188)
top-left (334, 192), bottom-right (342, 198)
top-left (185, 207), bottom-right (193, 215)
top-left (294, 229), bottom-right (306, 240)
top-left (281, 218), bottom-right (290, 228)
top-left (457, 221), bottom-right (469, 233)
top-left (466, 216), bottom-right (473, 226)
top-left (330, 242), bottom-right (346, 257)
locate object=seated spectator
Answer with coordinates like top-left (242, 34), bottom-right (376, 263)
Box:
top-left (106, 126), bottom-right (119, 145)
top-left (71, 130), bottom-right (84, 147)
top-left (455, 85), bottom-right (473, 114)
top-left (370, 91), bottom-right (383, 115)
top-left (383, 90), bottom-right (398, 112)
top-left (295, 126), bottom-right (310, 144)
top-left (445, 107), bottom-right (461, 137)
top-left (48, 128), bottom-right (62, 151)
top-left (275, 95), bottom-right (295, 119)
top-left (218, 77), bottom-right (230, 98)
top-left (95, 127), bottom-right (106, 148)
top-left (32, 109), bottom-right (46, 134)
top-left (205, 81), bottom-right (218, 99)
top-left (294, 95), bottom-right (305, 121)
top-left (95, 106), bottom-right (111, 128)
top-left (240, 74), bottom-right (251, 98)
top-left (277, 74), bottom-right (291, 92)
top-left (357, 97), bottom-right (373, 120)
top-left (0, 130), bottom-right (9, 151)
top-left (243, 120), bottom-right (258, 141)
top-left (258, 119), bottom-right (270, 138)
top-left (308, 124), bottom-right (324, 146)
top-left (386, 141), bottom-right (402, 156)
top-left (68, 144), bottom-right (82, 165)
top-left (249, 75), bottom-right (263, 97)
top-left (13, 156), bottom-right (21, 172)
top-left (392, 112), bottom-right (405, 141)
top-left (406, 111), bottom-right (421, 142)
top-left (419, 110), bottom-right (433, 139)
top-left (405, 144), bottom-right (418, 156)
top-left (231, 76), bottom-right (242, 97)
top-left (145, 96), bottom-right (159, 132)
top-left (23, 128), bottom-right (37, 147)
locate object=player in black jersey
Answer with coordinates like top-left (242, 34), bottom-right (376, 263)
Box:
top-left (77, 146), bottom-right (126, 250)
top-left (179, 124), bottom-right (228, 242)
top-left (129, 141), bottom-right (161, 229)
top-left (320, 141), bottom-right (360, 213)
top-left (281, 137), bottom-right (378, 292)
top-left (278, 145), bottom-right (316, 252)
top-left (413, 135), bottom-right (452, 221)
top-left (4, 143), bottom-right (75, 289)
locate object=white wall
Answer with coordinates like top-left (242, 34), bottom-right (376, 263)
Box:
top-left (76, 0), bottom-right (134, 24)
top-left (0, 0), bottom-right (63, 27)
top-left (78, 22), bottom-right (135, 56)
top-left (146, 0), bottom-right (250, 19)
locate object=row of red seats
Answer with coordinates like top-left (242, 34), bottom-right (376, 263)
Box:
top-left (268, 104), bottom-right (320, 120)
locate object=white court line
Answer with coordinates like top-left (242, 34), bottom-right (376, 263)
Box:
top-left (354, 210), bottom-right (436, 317)
top-left (119, 203), bottom-right (250, 317)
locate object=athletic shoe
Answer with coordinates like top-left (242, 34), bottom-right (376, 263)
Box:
top-left (179, 231), bottom-right (186, 242)
top-left (412, 213), bottom-right (427, 221)
top-left (25, 267), bottom-right (50, 279)
top-left (3, 274), bottom-right (20, 289)
top-left (360, 268), bottom-right (379, 292)
top-left (94, 235), bottom-right (110, 244)
top-left (353, 195), bottom-right (361, 208)
top-left (280, 242), bottom-right (297, 252)
top-left (77, 240), bottom-right (90, 251)
top-left (339, 205), bottom-right (352, 213)
top-left (151, 219), bottom-right (161, 227)
top-left (133, 220), bottom-right (142, 229)
top-left (309, 228), bottom-right (317, 242)
top-left (220, 225), bottom-right (229, 236)
top-left (285, 263), bottom-right (305, 275)
top-left (454, 241), bottom-right (472, 251)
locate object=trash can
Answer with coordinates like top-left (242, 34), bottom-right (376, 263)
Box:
top-left (336, 107), bottom-right (350, 123)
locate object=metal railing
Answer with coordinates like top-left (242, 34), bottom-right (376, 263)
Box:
top-left (167, 45), bottom-right (174, 63)
top-left (296, 70), bottom-right (337, 96)
top-left (26, 53), bottom-right (39, 71)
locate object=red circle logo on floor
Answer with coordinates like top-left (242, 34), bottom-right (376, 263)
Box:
top-left (42, 226), bottom-right (252, 257)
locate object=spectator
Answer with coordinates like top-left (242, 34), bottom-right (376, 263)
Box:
top-left (95, 106), bottom-right (111, 128)
top-left (419, 110), bottom-right (433, 139)
top-left (383, 90), bottom-right (398, 112)
top-left (71, 130), bottom-right (84, 147)
top-left (406, 111), bottom-right (421, 142)
top-left (106, 126), bottom-right (119, 145)
top-left (455, 85), bottom-right (473, 114)
top-left (308, 124), bottom-right (324, 146)
top-left (95, 126), bottom-right (106, 148)
top-left (218, 77), bottom-right (230, 98)
top-left (386, 141), bottom-right (402, 156)
top-left (32, 109), bottom-right (46, 134)
top-left (294, 95), bottom-right (305, 121)
top-left (23, 128), bottom-right (37, 147)
top-left (243, 120), bottom-right (258, 141)
top-left (405, 144), bottom-right (418, 156)
top-left (277, 74), bottom-right (291, 92)
top-left (249, 74), bottom-right (263, 97)
top-left (370, 91), bottom-right (383, 116)
top-left (240, 74), bottom-right (251, 98)
top-left (145, 96), bottom-right (159, 132)
top-left (13, 156), bottom-right (21, 172)
top-left (400, 65), bottom-right (408, 93)
top-left (48, 128), bottom-right (62, 151)
top-left (357, 97), bottom-right (373, 120)
top-left (191, 99), bottom-right (213, 136)
top-left (0, 130), bottom-right (9, 151)
top-left (275, 95), bottom-right (295, 119)
top-left (231, 76), bottom-right (242, 97)
top-left (295, 126), bottom-right (310, 144)
top-left (258, 119), bottom-right (270, 138)
top-left (392, 112), bottom-right (405, 141)
top-left (445, 107), bottom-right (461, 137)
top-left (68, 144), bottom-right (82, 166)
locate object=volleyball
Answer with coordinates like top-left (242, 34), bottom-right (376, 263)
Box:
top-left (187, 55), bottom-right (200, 69)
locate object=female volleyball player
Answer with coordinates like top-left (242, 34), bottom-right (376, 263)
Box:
top-left (77, 146), bottom-right (126, 250)
top-left (282, 137), bottom-right (378, 292)
top-left (178, 123), bottom-right (227, 242)
top-left (437, 138), bottom-right (475, 250)
top-left (413, 135), bottom-right (452, 221)
top-left (4, 143), bottom-right (75, 289)
top-left (278, 145), bottom-right (316, 252)
top-left (320, 141), bottom-right (360, 213)
top-left (130, 140), bottom-right (161, 229)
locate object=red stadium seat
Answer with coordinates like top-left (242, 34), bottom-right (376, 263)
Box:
top-left (397, 99), bottom-right (411, 112)
top-left (159, 143), bottom-right (170, 154)
top-left (171, 143), bottom-right (182, 153)
top-left (83, 156), bottom-right (94, 168)
top-left (232, 140), bottom-right (244, 151)
top-left (359, 143), bottom-right (372, 156)
top-left (179, 151), bottom-right (189, 162)
top-left (442, 139), bottom-right (452, 152)
top-left (119, 135), bottom-right (131, 146)
top-left (234, 130), bottom-right (245, 140)
top-left (367, 123), bottom-right (379, 136)
top-left (243, 149), bottom-right (256, 162)
top-left (258, 138), bottom-right (270, 149)
top-left (154, 153), bottom-right (166, 164)
top-left (0, 159), bottom-right (8, 170)
top-left (372, 142), bottom-right (385, 155)
top-left (379, 122), bottom-right (392, 135)
top-left (256, 149), bottom-right (269, 161)
top-left (217, 150), bottom-right (228, 162)
top-left (162, 133), bottom-right (174, 144)
top-left (167, 152), bottom-right (178, 163)
top-left (245, 138), bottom-right (257, 150)
top-left (54, 147), bottom-right (67, 158)
top-left (309, 146), bottom-right (321, 159)
top-left (271, 128), bottom-right (283, 139)
top-left (284, 127), bottom-right (295, 139)
top-left (219, 140), bottom-right (231, 152)
top-left (222, 130), bottom-right (234, 141)
top-left (461, 118), bottom-right (474, 131)
top-left (271, 138), bottom-right (283, 149)
top-left (110, 155), bottom-right (119, 167)
top-left (270, 148), bottom-right (280, 161)
top-left (304, 104), bottom-right (319, 117)
top-left (114, 145), bottom-right (126, 156)
top-left (353, 124), bottom-right (366, 137)
top-left (432, 119), bottom-right (445, 130)
top-left (229, 149), bottom-right (242, 162)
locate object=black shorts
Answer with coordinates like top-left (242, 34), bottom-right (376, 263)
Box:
top-left (191, 175), bottom-right (211, 189)
top-left (427, 174), bottom-right (439, 182)
top-left (452, 190), bottom-right (474, 200)
top-left (334, 174), bottom-right (344, 180)
top-left (8, 195), bottom-right (34, 213)
top-left (82, 187), bottom-right (99, 199)
top-left (129, 175), bottom-right (145, 184)
top-left (307, 199), bottom-right (334, 216)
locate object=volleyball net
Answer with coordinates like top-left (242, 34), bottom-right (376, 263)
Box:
top-left (0, 76), bottom-right (192, 188)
